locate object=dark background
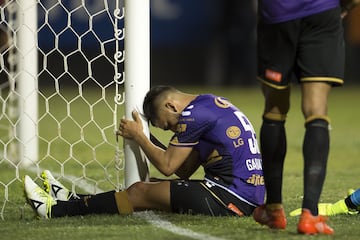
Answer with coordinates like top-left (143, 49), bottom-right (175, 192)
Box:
top-left (1, 0), bottom-right (358, 87)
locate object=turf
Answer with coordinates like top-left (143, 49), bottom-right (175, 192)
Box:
top-left (0, 84), bottom-right (359, 240)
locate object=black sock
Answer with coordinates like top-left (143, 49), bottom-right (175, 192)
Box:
top-left (302, 119), bottom-right (329, 215)
top-left (345, 196), bottom-right (357, 210)
top-left (260, 118), bottom-right (287, 204)
top-left (52, 190), bottom-right (119, 217)
top-left (68, 193), bottom-right (92, 200)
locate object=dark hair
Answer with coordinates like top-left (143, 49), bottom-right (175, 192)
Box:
top-left (143, 85), bottom-right (176, 125)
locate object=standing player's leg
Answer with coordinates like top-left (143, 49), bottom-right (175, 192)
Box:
top-left (254, 16), bottom-right (299, 230)
top-left (300, 82), bottom-right (331, 215)
top-left (297, 82), bottom-right (334, 235)
top-left (296, 6), bottom-right (344, 235)
top-left (253, 83), bottom-right (289, 229)
top-left (260, 84), bottom-right (290, 206)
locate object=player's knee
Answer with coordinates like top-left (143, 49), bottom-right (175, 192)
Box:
top-left (114, 190), bottom-right (134, 215)
top-left (263, 112), bottom-right (287, 122)
top-left (262, 99), bottom-right (289, 122)
top-left (262, 84), bottom-right (290, 115)
top-left (127, 181), bottom-right (147, 199)
top-left (304, 115), bottom-right (330, 129)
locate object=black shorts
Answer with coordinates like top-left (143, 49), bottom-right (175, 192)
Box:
top-left (257, 7), bottom-right (344, 89)
top-left (170, 179), bottom-right (255, 217)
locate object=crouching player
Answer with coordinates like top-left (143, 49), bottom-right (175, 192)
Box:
top-left (24, 86), bottom-right (265, 218)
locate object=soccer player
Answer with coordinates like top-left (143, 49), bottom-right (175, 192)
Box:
top-left (24, 86), bottom-right (265, 218)
top-left (253, 0), bottom-right (344, 235)
top-left (290, 188), bottom-right (360, 216)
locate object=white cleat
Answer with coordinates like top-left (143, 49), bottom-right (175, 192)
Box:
top-left (42, 170), bottom-right (70, 201)
top-left (24, 175), bottom-right (56, 219)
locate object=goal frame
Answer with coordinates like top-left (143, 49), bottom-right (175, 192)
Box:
top-left (0, 0), bottom-right (150, 220)
top-left (17, 0), bottom-right (38, 167)
top-left (16, 0), bottom-right (150, 185)
top-left (123, 0), bottom-right (150, 188)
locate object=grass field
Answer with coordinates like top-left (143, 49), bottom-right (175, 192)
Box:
top-left (1, 84), bottom-right (360, 240)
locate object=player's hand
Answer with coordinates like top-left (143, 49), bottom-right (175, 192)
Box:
top-left (117, 111), bottom-right (143, 140)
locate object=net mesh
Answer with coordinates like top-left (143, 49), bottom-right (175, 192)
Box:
top-left (0, 0), bottom-right (125, 219)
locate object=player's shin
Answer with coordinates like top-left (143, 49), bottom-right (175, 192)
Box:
top-left (260, 116), bottom-right (287, 204)
top-left (302, 117), bottom-right (329, 215)
top-left (52, 190), bottom-right (133, 217)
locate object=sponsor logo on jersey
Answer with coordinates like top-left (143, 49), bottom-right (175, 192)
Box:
top-left (226, 126), bottom-right (241, 139)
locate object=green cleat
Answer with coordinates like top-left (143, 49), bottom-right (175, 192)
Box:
top-left (348, 189), bottom-right (355, 195)
top-left (319, 200), bottom-right (349, 216)
top-left (290, 189), bottom-right (359, 216)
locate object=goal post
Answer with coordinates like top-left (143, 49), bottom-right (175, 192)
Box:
top-left (17, 0), bottom-right (38, 167)
top-left (124, 0), bottom-right (150, 188)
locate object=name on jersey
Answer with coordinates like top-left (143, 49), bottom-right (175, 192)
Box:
top-left (246, 158), bottom-right (262, 171)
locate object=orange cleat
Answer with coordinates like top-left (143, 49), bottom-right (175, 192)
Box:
top-left (253, 204), bottom-right (287, 229)
top-left (297, 209), bottom-right (334, 235)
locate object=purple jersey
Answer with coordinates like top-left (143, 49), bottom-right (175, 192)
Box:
top-left (169, 94), bottom-right (265, 206)
top-left (259, 0), bottom-right (340, 23)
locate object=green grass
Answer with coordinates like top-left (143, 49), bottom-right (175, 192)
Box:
top-left (1, 85), bottom-right (360, 240)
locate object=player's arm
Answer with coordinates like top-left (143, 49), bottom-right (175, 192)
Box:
top-left (118, 111), bottom-right (193, 176)
top-left (149, 133), bottom-right (200, 178)
top-left (175, 149), bottom-right (201, 179)
top-left (150, 133), bottom-right (167, 150)
top-left (150, 132), bottom-right (201, 178)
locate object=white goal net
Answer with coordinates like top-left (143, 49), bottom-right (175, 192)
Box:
top-left (0, 0), bottom-right (150, 220)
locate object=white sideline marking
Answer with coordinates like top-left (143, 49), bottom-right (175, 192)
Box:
top-left (134, 211), bottom-right (226, 240)
top-left (28, 168), bottom-right (226, 240)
